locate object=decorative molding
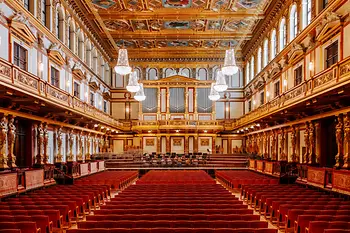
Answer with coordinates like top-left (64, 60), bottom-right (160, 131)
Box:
top-left (48, 43), bottom-right (66, 66)
top-left (287, 43), bottom-right (305, 65)
top-left (316, 12), bottom-right (342, 43)
top-left (10, 12), bottom-right (36, 45)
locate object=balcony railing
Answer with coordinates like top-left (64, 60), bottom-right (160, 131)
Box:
top-left (234, 56), bottom-right (350, 129)
top-left (132, 119), bottom-right (227, 130)
top-left (0, 58), bottom-right (124, 129)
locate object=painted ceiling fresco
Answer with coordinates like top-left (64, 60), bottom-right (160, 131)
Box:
top-left (73, 0), bottom-right (270, 59)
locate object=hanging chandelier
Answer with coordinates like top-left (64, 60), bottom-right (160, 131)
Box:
top-left (126, 71), bottom-right (140, 93)
top-left (134, 83), bottom-right (146, 101)
top-left (214, 70), bottom-right (228, 92)
top-left (208, 83), bottom-right (220, 101)
top-left (114, 48), bottom-right (132, 75)
top-left (221, 48), bottom-right (239, 76)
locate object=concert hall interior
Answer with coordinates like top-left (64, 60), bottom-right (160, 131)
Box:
top-left (0, 0), bottom-right (350, 232)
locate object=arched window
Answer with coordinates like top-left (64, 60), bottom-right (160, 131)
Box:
top-left (56, 6), bottom-right (65, 41)
top-left (279, 18), bottom-right (286, 52)
top-left (147, 68), bottom-right (158, 80)
top-left (250, 56), bottom-right (255, 80)
top-left (134, 67), bottom-right (141, 80)
top-left (85, 41), bottom-right (92, 68)
top-left (263, 39), bottom-right (269, 67)
top-left (92, 48), bottom-right (97, 72)
top-left (270, 29), bottom-right (277, 59)
top-left (68, 21), bottom-right (75, 52)
top-left (40, 0), bottom-right (49, 28)
top-left (212, 66), bottom-right (219, 80)
top-left (246, 62), bottom-right (250, 84)
top-left (180, 68), bottom-right (191, 77)
top-left (77, 31), bottom-right (85, 60)
top-left (197, 68), bottom-right (207, 80)
top-left (23, 0), bottom-right (34, 14)
top-left (290, 5), bottom-right (298, 41)
top-left (302, 0), bottom-right (312, 29)
top-left (165, 68), bottom-right (175, 77)
top-left (257, 47), bottom-right (262, 73)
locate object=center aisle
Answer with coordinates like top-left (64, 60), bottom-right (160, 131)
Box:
top-left (68, 170), bottom-right (276, 233)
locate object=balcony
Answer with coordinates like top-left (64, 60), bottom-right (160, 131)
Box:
top-left (234, 56), bottom-right (350, 129)
top-left (0, 58), bottom-right (125, 130)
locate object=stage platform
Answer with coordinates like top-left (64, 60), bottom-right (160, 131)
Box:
top-left (106, 167), bottom-right (248, 170)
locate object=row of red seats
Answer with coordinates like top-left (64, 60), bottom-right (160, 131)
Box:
top-left (240, 183), bottom-right (350, 233)
top-left (74, 171), bottom-right (138, 190)
top-left (78, 171), bottom-right (276, 233)
top-left (0, 171), bottom-right (138, 233)
top-left (216, 171), bottom-right (279, 189)
top-left (67, 228), bottom-right (279, 233)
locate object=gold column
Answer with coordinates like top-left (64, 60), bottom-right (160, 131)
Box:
top-left (263, 132), bottom-right (267, 158)
top-left (166, 88), bottom-right (170, 119)
top-left (0, 116), bottom-right (9, 169)
top-left (85, 133), bottom-right (91, 161)
top-left (194, 88), bottom-right (198, 120)
top-left (343, 114), bottom-right (350, 168)
top-left (303, 122), bottom-right (310, 164)
top-left (194, 136), bottom-right (198, 153)
top-left (43, 123), bottom-right (48, 164)
top-left (7, 116), bottom-right (17, 168)
top-left (335, 115), bottom-right (344, 167)
top-left (157, 87), bottom-right (161, 120)
top-left (185, 136), bottom-right (189, 154)
top-left (166, 136), bottom-right (170, 153)
top-left (185, 89), bottom-right (189, 119)
top-left (157, 136), bottom-right (161, 154)
top-left (36, 123), bottom-right (44, 164)
top-left (212, 136), bottom-right (216, 154)
top-left (55, 127), bottom-right (63, 163)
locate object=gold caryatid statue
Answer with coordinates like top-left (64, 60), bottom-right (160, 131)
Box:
top-left (55, 127), bottom-right (63, 163)
top-left (36, 123), bottom-right (44, 164)
top-left (343, 114), bottom-right (350, 168)
top-left (335, 115), bottom-right (344, 167)
top-left (7, 116), bottom-right (17, 168)
top-left (291, 126), bottom-right (298, 162)
top-left (0, 116), bottom-right (8, 169)
top-left (43, 123), bottom-right (49, 164)
top-left (67, 130), bottom-right (74, 162)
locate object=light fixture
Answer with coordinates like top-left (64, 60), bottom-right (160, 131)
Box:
top-left (66, 80), bottom-right (70, 87)
top-left (283, 79), bottom-right (287, 87)
top-left (175, 130), bottom-right (180, 133)
top-left (226, 107), bottom-right (229, 112)
top-left (134, 83), bottom-right (146, 101)
top-left (253, 100), bottom-right (256, 105)
top-left (148, 130), bottom-right (152, 133)
top-left (309, 62), bottom-right (314, 70)
top-left (214, 70), bottom-right (228, 92)
top-left (85, 92), bottom-right (88, 98)
top-left (111, 130), bottom-right (115, 132)
top-left (126, 71), bottom-right (140, 93)
top-left (266, 91), bottom-right (270, 97)
top-left (125, 107), bottom-right (129, 113)
top-left (101, 126), bottom-right (105, 129)
top-left (99, 101), bottom-right (102, 105)
top-left (107, 128), bottom-right (110, 131)
top-left (251, 125), bottom-right (254, 129)
top-left (115, 131), bottom-right (119, 133)
top-left (256, 123), bottom-right (260, 127)
top-left (222, 48), bottom-right (239, 75)
top-left (114, 48), bottom-right (132, 75)
top-left (204, 130), bottom-right (208, 133)
top-left (237, 130), bottom-right (240, 133)
top-left (94, 124), bottom-right (98, 127)
top-left (39, 62), bottom-right (44, 71)
top-left (208, 83), bottom-right (220, 101)
top-left (241, 129), bottom-right (244, 132)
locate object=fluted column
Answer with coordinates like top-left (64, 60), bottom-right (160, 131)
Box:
top-left (0, 116), bottom-right (9, 169)
top-left (7, 116), bottom-right (17, 168)
top-left (55, 127), bottom-right (63, 163)
top-left (335, 115), bottom-right (344, 167)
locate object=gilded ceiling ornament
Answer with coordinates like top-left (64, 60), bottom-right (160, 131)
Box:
top-left (224, 20), bottom-right (249, 31)
top-left (190, 20), bottom-right (205, 31)
top-left (92, 0), bottom-right (117, 9)
top-left (162, 0), bottom-right (192, 8)
top-left (104, 20), bottom-right (130, 31)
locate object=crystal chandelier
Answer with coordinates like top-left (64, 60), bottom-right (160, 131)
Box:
top-left (114, 48), bottom-right (132, 75)
top-left (134, 83), bottom-right (146, 101)
top-left (214, 70), bottom-right (228, 92)
top-left (126, 71), bottom-right (140, 93)
top-left (208, 83), bottom-right (220, 101)
top-left (221, 48), bottom-right (239, 75)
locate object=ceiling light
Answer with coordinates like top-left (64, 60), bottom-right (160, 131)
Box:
top-left (208, 83), bottom-right (220, 101)
top-left (94, 124), bottom-right (98, 127)
top-left (114, 48), bottom-right (132, 75)
top-left (175, 130), bottom-right (179, 133)
top-left (126, 71), bottom-right (140, 92)
top-left (214, 70), bottom-right (228, 92)
top-left (222, 48), bottom-right (239, 75)
top-left (134, 83), bottom-right (146, 101)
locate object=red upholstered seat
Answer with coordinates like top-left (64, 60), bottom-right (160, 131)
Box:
top-left (0, 222), bottom-right (39, 233)
top-left (0, 215), bottom-right (51, 233)
top-left (0, 230), bottom-right (22, 233)
top-left (296, 215), bottom-right (350, 233)
top-left (307, 221), bottom-right (350, 233)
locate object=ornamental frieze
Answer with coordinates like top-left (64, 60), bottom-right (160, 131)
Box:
top-left (313, 69), bottom-right (334, 88)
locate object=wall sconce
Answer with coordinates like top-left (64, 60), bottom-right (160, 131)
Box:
top-left (101, 126), bottom-right (105, 129)
top-left (266, 91), bottom-right (270, 97)
top-left (253, 100), bottom-right (256, 105)
top-left (84, 92), bottom-right (88, 98)
top-left (148, 130), bottom-right (152, 133)
top-left (66, 80), bottom-right (70, 87)
top-left (94, 124), bottom-right (98, 127)
top-left (283, 79), bottom-right (287, 87)
top-left (125, 107), bottom-right (129, 113)
top-left (309, 61), bottom-right (314, 70)
top-left (175, 130), bottom-right (179, 133)
top-left (39, 62), bottom-right (44, 71)
top-left (204, 130), bottom-right (207, 133)
top-left (0, 36), bottom-right (2, 46)
top-left (226, 107), bottom-right (229, 112)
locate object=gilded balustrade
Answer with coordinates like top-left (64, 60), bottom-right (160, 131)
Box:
top-left (0, 58), bottom-right (124, 130)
